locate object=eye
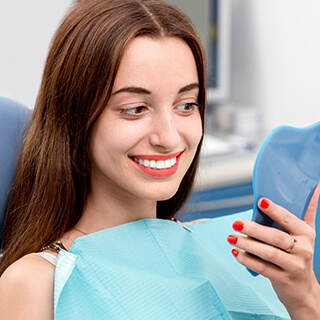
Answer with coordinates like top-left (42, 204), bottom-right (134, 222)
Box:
top-left (175, 102), bottom-right (200, 115)
top-left (121, 106), bottom-right (148, 118)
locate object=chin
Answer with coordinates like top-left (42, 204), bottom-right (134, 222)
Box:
top-left (144, 184), bottom-right (181, 202)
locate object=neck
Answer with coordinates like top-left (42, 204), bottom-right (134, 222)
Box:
top-left (76, 188), bottom-right (157, 234)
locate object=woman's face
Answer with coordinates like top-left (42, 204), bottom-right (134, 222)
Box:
top-left (90, 36), bottom-right (202, 204)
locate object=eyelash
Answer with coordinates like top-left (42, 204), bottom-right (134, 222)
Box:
top-left (120, 102), bottom-right (200, 119)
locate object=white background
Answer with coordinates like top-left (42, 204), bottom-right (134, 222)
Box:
top-left (231, 0), bottom-right (320, 133)
top-left (0, 0), bottom-right (73, 109)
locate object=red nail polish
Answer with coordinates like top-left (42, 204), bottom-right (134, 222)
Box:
top-left (260, 198), bottom-right (270, 209)
top-left (232, 249), bottom-right (239, 257)
top-left (232, 221), bottom-right (244, 231)
top-left (227, 235), bottom-right (238, 245)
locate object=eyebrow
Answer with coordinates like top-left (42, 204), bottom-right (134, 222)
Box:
top-left (178, 83), bottom-right (199, 94)
top-left (112, 87), bottom-right (151, 95)
top-left (112, 83), bottom-right (199, 96)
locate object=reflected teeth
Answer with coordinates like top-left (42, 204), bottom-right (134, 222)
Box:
top-left (133, 157), bottom-right (177, 169)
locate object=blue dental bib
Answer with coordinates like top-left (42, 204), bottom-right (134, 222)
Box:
top-left (54, 216), bottom-right (290, 319)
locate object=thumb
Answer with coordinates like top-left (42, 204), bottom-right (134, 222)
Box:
top-left (303, 182), bottom-right (320, 229)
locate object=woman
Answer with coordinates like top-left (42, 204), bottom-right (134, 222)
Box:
top-left (0, 0), bottom-right (319, 319)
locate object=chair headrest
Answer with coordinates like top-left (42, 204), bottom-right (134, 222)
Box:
top-left (0, 97), bottom-right (31, 241)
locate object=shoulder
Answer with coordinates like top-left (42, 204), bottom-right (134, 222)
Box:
top-left (0, 253), bottom-right (55, 320)
top-left (184, 218), bottom-right (210, 225)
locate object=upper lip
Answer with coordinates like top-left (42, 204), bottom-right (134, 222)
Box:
top-left (129, 151), bottom-right (183, 161)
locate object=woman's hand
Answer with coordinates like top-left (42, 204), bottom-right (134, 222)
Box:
top-left (228, 183), bottom-right (320, 320)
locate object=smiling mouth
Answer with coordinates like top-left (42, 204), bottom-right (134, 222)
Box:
top-left (129, 152), bottom-right (183, 177)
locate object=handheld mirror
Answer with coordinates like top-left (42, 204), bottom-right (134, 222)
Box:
top-left (250, 121), bottom-right (320, 275)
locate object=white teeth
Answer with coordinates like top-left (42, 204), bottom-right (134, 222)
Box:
top-left (165, 159), bottom-right (171, 167)
top-left (157, 160), bottom-right (165, 169)
top-left (133, 156), bottom-right (177, 169)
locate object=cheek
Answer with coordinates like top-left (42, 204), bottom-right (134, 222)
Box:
top-left (183, 114), bottom-right (203, 151)
top-left (91, 119), bottom-right (148, 161)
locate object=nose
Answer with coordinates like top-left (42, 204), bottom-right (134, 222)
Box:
top-left (149, 109), bottom-right (181, 151)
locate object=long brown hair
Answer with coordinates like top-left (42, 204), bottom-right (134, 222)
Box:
top-left (0, 0), bottom-right (206, 275)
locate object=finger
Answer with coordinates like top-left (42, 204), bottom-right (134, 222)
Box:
top-left (231, 248), bottom-right (284, 281)
top-left (258, 198), bottom-right (308, 235)
top-left (303, 182), bottom-right (320, 229)
top-left (228, 234), bottom-right (297, 272)
top-left (231, 220), bottom-right (296, 252)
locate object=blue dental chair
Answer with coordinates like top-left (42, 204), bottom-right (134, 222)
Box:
top-left (0, 97), bottom-right (31, 247)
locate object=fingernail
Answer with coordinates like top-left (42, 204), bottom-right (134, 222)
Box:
top-left (260, 198), bottom-right (270, 209)
top-left (232, 221), bottom-right (244, 231)
top-left (232, 249), bottom-right (239, 257)
top-left (227, 235), bottom-right (238, 245)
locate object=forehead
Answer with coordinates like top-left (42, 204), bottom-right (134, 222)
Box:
top-left (112, 36), bottom-right (199, 93)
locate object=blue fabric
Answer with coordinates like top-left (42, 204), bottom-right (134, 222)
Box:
top-left (54, 211), bottom-right (290, 319)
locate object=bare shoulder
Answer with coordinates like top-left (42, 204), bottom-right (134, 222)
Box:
top-left (184, 218), bottom-right (210, 225)
top-left (0, 253), bottom-right (55, 320)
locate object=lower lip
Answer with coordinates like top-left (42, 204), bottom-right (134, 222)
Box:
top-left (130, 154), bottom-right (182, 178)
